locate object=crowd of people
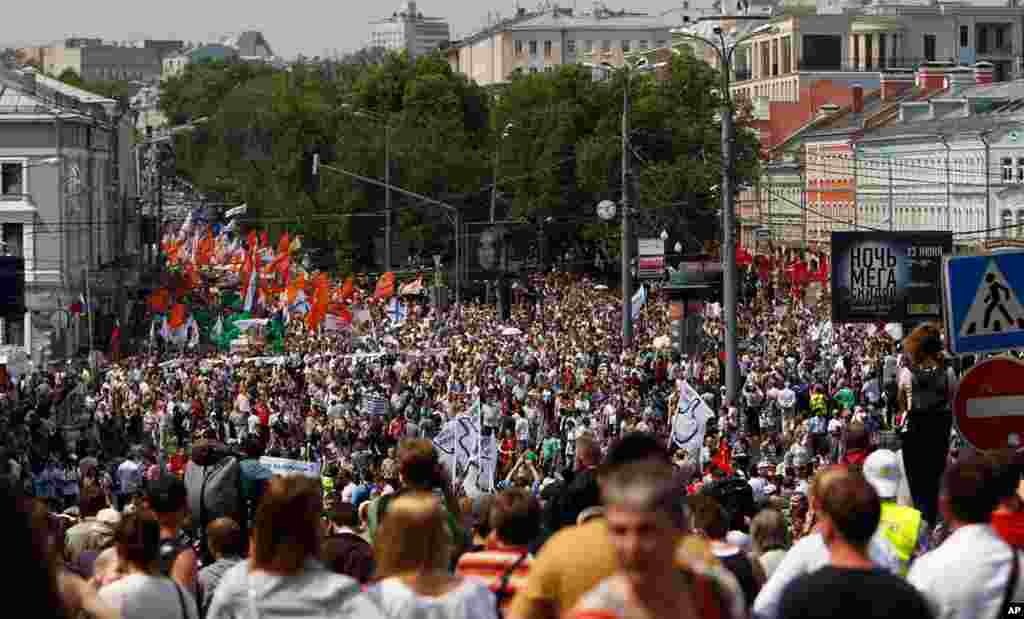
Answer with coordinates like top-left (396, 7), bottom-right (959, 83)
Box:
top-left (3, 267), bottom-right (1023, 619)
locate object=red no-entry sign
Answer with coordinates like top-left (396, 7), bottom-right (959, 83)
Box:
top-left (954, 357), bottom-right (1024, 451)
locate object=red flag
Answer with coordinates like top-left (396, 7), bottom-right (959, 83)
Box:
top-left (339, 276), bottom-right (354, 301)
top-left (373, 272), bottom-right (396, 301)
top-left (110, 320), bottom-right (121, 363)
top-left (710, 438), bottom-right (734, 476)
top-left (736, 244), bottom-right (753, 266)
top-left (260, 231), bottom-right (269, 248)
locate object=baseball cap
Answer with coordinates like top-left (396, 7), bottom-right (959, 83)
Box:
top-left (863, 449), bottom-right (901, 499)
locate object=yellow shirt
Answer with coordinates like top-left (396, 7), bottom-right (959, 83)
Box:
top-left (506, 519), bottom-right (717, 619)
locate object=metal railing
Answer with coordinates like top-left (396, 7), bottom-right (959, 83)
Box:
top-left (0, 193), bottom-right (31, 202)
top-left (797, 57), bottom-right (946, 72)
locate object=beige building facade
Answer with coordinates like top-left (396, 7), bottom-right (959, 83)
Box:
top-left (448, 5), bottom-right (671, 85)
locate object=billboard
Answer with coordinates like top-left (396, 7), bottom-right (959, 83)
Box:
top-left (831, 231), bottom-right (952, 323)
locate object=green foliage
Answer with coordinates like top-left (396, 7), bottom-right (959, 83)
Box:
top-left (162, 48), bottom-right (760, 270)
top-left (52, 68), bottom-right (137, 102)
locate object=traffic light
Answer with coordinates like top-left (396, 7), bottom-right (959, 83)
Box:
top-left (302, 148), bottom-right (320, 194)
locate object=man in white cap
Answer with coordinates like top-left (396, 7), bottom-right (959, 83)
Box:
top-left (863, 449), bottom-right (929, 576)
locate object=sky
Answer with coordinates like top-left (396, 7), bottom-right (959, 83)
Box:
top-left (2, 0), bottom-right (687, 60)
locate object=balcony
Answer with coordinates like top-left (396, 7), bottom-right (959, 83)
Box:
top-left (798, 57), bottom-right (940, 72)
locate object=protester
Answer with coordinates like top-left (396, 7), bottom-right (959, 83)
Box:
top-left (322, 502), bottom-right (375, 584)
top-left (908, 454), bottom-right (1024, 619)
top-left (898, 324), bottom-right (955, 527)
top-left (862, 449), bottom-right (929, 575)
top-left (206, 476), bottom-right (385, 619)
top-left (776, 468), bottom-right (933, 619)
top-left (196, 518), bottom-right (244, 614)
top-left (508, 433), bottom-right (743, 619)
top-left (749, 509), bottom-right (789, 580)
top-left (146, 474), bottom-right (198, 594)
top-left (98, 511), bottom-right (200, 619)
top-left (567, 460), bottom-right (743, 619)
top-left (989, 451), bottom-right (1024, 549)
top-left (456, 488), bottom-right (540, 610)
top-left (369, 492), bottom-right (497, 619)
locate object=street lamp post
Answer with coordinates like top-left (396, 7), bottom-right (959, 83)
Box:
top-left (677, 17), bottom-right (771, 405)
top-left (342, 105), bottom-right (394, 271)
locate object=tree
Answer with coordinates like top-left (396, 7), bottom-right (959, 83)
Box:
top-left (495, 50), bottom-right (760, 256)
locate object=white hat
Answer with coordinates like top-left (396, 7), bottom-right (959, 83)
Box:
top-left (863, 449), bottom-right (901, 499)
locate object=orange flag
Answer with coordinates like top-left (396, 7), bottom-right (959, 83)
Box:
top-left (195, 227), bottom-right (214, 266)
top-left (305, 273), bottom-right (330, 331)
top-left (287, 271), bottom-right (306, 306)
top-left (339, 276), bottom-right (354, 302)
top-left (373, 272), bottom-right (395, 301)
top-left (147, 288), bottom-right (171, 313)
top-left (168, 303), bottom-right (187, 330)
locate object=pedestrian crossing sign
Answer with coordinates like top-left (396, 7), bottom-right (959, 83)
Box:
top-left (944, 251), bottom-right (1024, 354)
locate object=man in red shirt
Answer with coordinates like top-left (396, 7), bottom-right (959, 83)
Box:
top-left (990, 451), bottom-right (1024, 549)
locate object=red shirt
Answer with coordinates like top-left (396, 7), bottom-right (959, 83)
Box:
top-left (992, 510), bottom-right (1024, 549)
top-left (255, 403), bottom-right (270, 427)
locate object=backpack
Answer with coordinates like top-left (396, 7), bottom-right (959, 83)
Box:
top-left (184, 440), bottom-right (245, 560)
top-left (910, 366), bottom-right (949, 416)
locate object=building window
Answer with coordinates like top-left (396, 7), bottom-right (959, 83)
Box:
top-left (0, 162), bottom-right (23, 195)
top-left (1003, 209), bottom-right (1014, 235)
top-left (529, 40), bottom-right (538, 55)
top-left (1003, 157), bottom-right (1014, 182)
top-left (2, 223), bottom-right (22, 258)
top-left (1017, 157), bottom-right (1024, 182)
top-left (960, 25), bottom-right (969, 47)
top-left (566, 39), bottom-right (576, 54)
top-left (515, 40), bottom-right (524, 56)
top-left (529, 67), bottom-right (538, 73)
top-left (3, 314), bottom-right (23, 348)
top-left (621, 40), bottom-right (631, 53)
top-left (656, 39), bottom-right (667, 48)
top-left (601, 40), bottom-right (611, 51)
top-left (544, 66), bottom-right (554, 72)
top-left (544, 40), bottom-right (552, 57)
top-left (639, 40), bottom-right (649, 51)
top-left (1018, 209), bottom-right (1024, 237)
top-left (924, 34), bottom-right (936, 61)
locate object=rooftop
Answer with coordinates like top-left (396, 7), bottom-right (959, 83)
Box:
top-left (0, 67), bottom-right (115, 118)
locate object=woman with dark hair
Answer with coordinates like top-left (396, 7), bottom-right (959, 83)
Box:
top-left (98, 511), bottom-right (199, 619)
top-left (899, 323), bottom-right (956, 526)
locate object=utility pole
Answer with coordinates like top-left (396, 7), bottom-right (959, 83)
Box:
top-left (888, 156), bottom-right (894, 231)
top-left (621, 70), bottom-right (633, 350)
top-left (385, 124), bottom-right (392, 272)
top-left (720, 49), bottom-right (738, 403)
top-left (981, 130), bottom-right (992, 240)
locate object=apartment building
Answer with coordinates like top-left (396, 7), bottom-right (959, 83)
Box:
top-left (447, 3), bottom-right (670, 85)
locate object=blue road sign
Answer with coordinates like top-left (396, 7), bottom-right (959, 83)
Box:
top-left (944, 251), bottom-right (1024, 354)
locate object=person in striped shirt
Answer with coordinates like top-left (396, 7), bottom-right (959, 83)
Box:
top-left (456, 488), bottom-right (540, 611)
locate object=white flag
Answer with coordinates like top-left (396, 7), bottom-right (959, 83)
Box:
top-left (671, 380), bottom-right (712, 474)
top-left (631, 285), bottom-right (646, 321)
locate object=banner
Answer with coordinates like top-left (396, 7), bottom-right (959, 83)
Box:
top-left (259, 456), bottom-right (321, 479)
top-left (831, 231), bottom-right (952, 323)
top-left (671, 380), bottom-right (712, 474)
top-left (433, 414), bottom-right (481, 481)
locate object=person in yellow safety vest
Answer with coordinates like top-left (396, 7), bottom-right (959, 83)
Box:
top-left (863, 448), bottom-right (931, 575)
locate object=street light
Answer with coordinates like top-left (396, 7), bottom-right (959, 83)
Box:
top-left (676, 16), bottom-right (771, 405)
top-left (491, 122), bottom-right (515, 224)
top-left (587, 56), bottom-right (662, 350)
top-left (342, 104), bottom-right (395, 271)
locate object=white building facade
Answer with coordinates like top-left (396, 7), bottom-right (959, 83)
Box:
top-left (857, 113), bottom-right (1024, 246)
top-left (371, 0), bottom-right (452, 57)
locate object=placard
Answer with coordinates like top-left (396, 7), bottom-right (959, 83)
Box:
top-left (259, 456), bottom-right (321, 479)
